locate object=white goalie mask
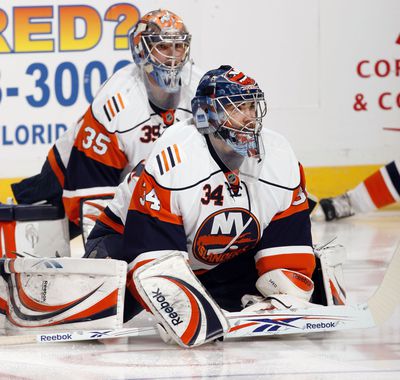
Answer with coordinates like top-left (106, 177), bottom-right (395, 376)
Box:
top-left (130, 10), bottom-right (191, 109)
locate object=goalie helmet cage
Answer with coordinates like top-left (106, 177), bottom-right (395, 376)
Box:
top-left (0, 242), bottom-right (399, 345)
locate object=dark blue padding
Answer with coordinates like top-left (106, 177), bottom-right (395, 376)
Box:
top-left (0, 204), bottom-right (64, 221)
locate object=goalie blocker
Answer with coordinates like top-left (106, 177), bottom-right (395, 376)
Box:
top-left (247, 244), bottom-right (347, 308)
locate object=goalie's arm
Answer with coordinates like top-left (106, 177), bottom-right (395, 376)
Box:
top-left (84, 165), bottom-right (145, 257)
top-left (11, 125), bottom-right (76, 206)
top-left (122, 169), bottom-right (187, 261)
top-left (122, 169), bottom-right (187, 300)
top-left (62, 106), bottom-right (128, 226)
top-left (255, 183), bottom-right (316, 301)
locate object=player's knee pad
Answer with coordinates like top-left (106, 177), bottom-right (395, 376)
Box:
top-left (133, 251), bottom-right (229, 347)
top-left (313, 244), bottom-right (347, 305)
top-left (256, 268), bottom-right (314, 301)
top-left (0, 204), bottom-right (70, 258)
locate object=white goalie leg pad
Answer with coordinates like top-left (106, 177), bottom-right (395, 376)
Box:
top-left (256, 269), bottom-right (314, 301)
top-left (315, 245), bottom-right (347, 305)
top-left (17, 218), bottom-right (70, 258)
top-left (133, 252), bottom-right (229, 348)
top-left (80, 197), bottom-right (113, 246)
top-left (0, 204), bottom-right (70, 258)
top-left (1, 257), bottom-right (126, 331)
top-left (1, 218), bottom-right (70, 258)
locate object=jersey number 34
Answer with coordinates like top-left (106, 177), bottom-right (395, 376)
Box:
top-left (139, 186), bottom-right (161, 211)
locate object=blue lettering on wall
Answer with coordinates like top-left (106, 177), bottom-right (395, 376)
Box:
top-left (16, 125), bottom-right (29, 144)
top-left (1, 124), bottom-right (68, 146)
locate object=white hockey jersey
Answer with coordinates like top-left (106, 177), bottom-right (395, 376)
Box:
top-left (122, 119), bottom-right (315, 289)
top-left (46, 63), bottom-right (202, 225)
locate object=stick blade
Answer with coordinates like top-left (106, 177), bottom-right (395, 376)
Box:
top-left (368, 243), bottom-right (400, 325)
top-left (0, 334), bottom-right (37, 345)
top-left (226, 303), bottom-right (375, 339)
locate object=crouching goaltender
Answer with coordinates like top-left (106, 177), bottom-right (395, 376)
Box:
top-left (0, 66), bottom-right (346, 348)
top-left (89, 65), bottom-right (346, 347)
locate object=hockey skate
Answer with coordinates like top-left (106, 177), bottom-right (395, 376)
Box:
top-left (319, 193), bottom-right (354, 221)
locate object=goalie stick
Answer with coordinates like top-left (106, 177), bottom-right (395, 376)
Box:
top-left (1, 242), bottom-right (399, 345)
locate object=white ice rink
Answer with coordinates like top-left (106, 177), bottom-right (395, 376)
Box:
top-left (0, 211), bottom-right (399, 380)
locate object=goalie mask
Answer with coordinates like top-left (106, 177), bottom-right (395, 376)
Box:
top-left (130, 10), bottom-right (191, 109)
top-left (191, 65), bottom-right (267, 180)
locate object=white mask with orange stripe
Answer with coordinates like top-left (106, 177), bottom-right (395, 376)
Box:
top-left (130, 10), bottom-right (192, 110)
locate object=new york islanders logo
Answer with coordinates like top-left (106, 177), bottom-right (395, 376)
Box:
top-left (192, 208), bottom-right (260, 264)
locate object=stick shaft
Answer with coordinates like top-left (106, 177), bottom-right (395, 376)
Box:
top-left (0, 302), bottom-right (375, 345)
top-left (0, 334), bottom-right (37, 345)
top-left (0, 326), bottom-right (158, 345)
top-left (368, 243), bottom-right (400, 325)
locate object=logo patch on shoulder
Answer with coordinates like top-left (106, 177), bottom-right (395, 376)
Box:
top-left (193, 208), bottom-right (260, 264)
top-left (103, 93), bottom-right (125, 121)
top-left (156, 144), bottom-right (182, 175)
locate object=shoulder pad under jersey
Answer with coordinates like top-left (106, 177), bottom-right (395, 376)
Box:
top-left (258, 129), bottom-right (301, 190)
top-left (91, 63), bottom-right (150, 133)
top-left (145, 119), bottom-right (216, 190)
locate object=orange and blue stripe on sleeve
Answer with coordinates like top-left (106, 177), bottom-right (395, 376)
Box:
top-left (364, 160), bottom-right (400, 208)
top-left (97, 207), bottom-right (124, 235)
top-left (255, 209), bottom-right (315, 278)
top-left (47, 145), bottom-right (66, 188)
top-left (255, 244), bottom-right (316, 279)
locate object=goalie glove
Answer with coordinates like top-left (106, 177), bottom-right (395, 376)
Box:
top-left (256, 268), bottom-right (314, 302)
top-left (133, 251), bottom-right (229, 348)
